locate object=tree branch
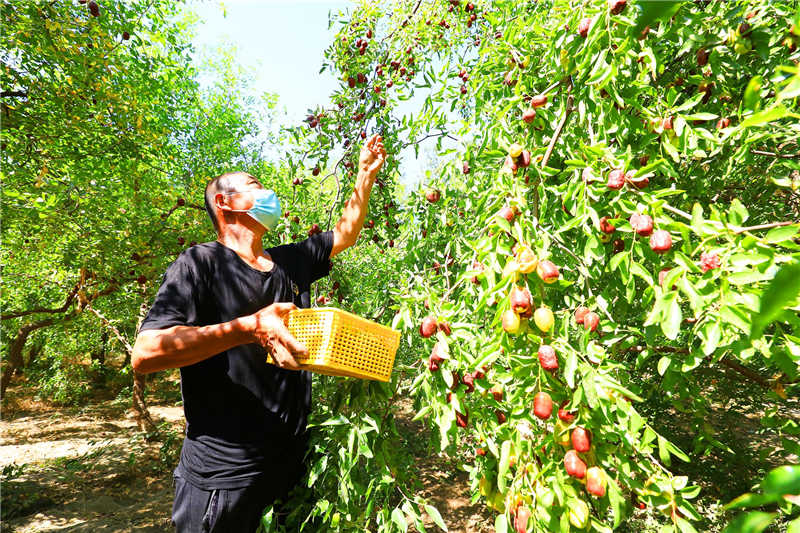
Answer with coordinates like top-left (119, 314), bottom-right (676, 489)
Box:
top-left (622, 345), bottom-right (772, 389)
top-left (719, 357), bottom-right (771, 388)
top-left (751, 149), bottom-right (800, 159)
top-left (85, 304), bottom-right (133, 354)
top-left (1, 282), bottom-right (80, 320)
top-left (733, 221), bottom-right (796, 234)
top-left (1, 90), bottom-right (27, 98)
top-left (534, 76), bottom-right (574, 221)
top-left (400, 131), bottom-right (459, 149)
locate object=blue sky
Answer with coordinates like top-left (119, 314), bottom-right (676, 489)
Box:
top-left (184, 0), bottom-right (350, 125)
top-left (181, 0), bottom-right (447, 191)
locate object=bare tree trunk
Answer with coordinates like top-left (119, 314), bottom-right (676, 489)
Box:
top-left (133, 300), bottom-right (157, 436)
top-left (25, 340), bottom-right (44, 369)
top-left (1, 318), bottom-right (55, 399)
top-left (86, 302), bottom-right (158, 436)
top-left (90, 330), bottom-right (108, 384)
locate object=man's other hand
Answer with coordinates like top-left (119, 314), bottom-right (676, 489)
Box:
top-left (246, 302), bottom-right (308, 370)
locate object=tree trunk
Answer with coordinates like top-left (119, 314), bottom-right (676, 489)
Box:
top-left (1, 318), bottom-right (55, 399)
top-left (132, 300), bottom-right (158, 436)
top-left (25, 340), bottom-right (44, 368)
top-left (90, 330), bottom-right (108, 384)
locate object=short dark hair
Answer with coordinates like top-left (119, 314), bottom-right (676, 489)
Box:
top-left (204, 172), bottom-right (252, 232)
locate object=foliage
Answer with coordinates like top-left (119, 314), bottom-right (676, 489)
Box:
top-left (3, 1), bottom-right (800, 533)
top-left (274, 0), bottom-right (800, 531)
top-left (723, 465), bottom-right (800, 533)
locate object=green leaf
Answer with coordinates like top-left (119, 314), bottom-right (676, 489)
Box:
top-left (608, 471), bottom-right (625, 528)
top-left (721, 512), bottom-right (776, 533)
top-left (728, 271), bottom-right (771, 285)
top-left (633, 1), bottom-right (683, 35)
top-left (729, 199), bottom-right (749, 225)
top-left (658, 435), bottom-right (671, 465)
top-left (761, 465), bottom-right (800, 495)
top-left (565, 349), bottom-right (578, 389)
top-left (392, 507), bottom-right (408, 533)
top-left (662, 292), bottom-right (682, 340)
top-left (495, 513), bottom-right (508, 533)
top-left (751, 262), bottom-right (800, 339)
top-left (740, 106), bottom-right (789, 128)
top-left (681, 112), bottom-right (719, 121)
top-left (498, 439), bottom-right (512, 493)
top-left (657, 356), bottom-right (671, 376)
top-left (725, 492), bottom-right (781, 510)
top-left (764, 225), bottom-right (799, 243)
top-left (425, 504), bottom-right (448, 532)
top-left (743, 76), bottom-right (764, 111)
top-left (676, 517), bottom-right (699, 533)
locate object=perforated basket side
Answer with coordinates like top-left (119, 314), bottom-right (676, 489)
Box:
top-left (326, 310), bottom-right (399, 380)
top-left (287, 309), bottom-right (333, 365)
top-left (269, 308), bottom-right (400, 381)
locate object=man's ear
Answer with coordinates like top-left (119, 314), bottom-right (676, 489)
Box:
top-left (214, 193), bottom-right (228, 211)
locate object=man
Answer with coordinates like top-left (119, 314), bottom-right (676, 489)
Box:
top-left (131, 134), bottom-right (386, 532)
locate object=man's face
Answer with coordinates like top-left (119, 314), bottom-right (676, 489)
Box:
top-left (218, 173), bottom-right (264, 212)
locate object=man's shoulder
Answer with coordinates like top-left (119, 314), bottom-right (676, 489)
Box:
top-left (170, 242), bottom-right (221, 276)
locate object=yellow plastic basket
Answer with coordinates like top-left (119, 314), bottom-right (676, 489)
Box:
top-left (265, 307), bottom-right (400, 382)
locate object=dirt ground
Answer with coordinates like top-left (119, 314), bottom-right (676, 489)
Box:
top-left (1, 382), bottom-right (492, 533)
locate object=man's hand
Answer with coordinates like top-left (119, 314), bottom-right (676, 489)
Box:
top-left (246, 302), bottom-right (308, 370)
top-left (359, 133), bottom-right (386, 178)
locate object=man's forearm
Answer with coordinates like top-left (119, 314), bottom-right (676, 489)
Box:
top-left (132, 316), bottom-right (254, 374)
top-left (334, 168), bottom-right (375, 244)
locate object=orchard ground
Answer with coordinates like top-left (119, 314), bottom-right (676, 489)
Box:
top-left (1, 366), bottom-right (796, 532)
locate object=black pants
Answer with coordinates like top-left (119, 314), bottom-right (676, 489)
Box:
top-left (171, 458), bottom-right (307, 532)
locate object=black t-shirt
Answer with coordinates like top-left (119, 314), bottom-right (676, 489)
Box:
top-left (138, 231), bottom-right (334, 489)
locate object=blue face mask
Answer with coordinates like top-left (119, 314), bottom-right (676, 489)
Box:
top-left (224, 189), bottom-right (282, 231)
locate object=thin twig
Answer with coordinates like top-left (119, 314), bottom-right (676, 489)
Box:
top-left (751, 149), bottom-right (800, 159)
top-left (733, 221), bottom-right (796, 234)
top-left (533, 76), bottom-right (574, 221)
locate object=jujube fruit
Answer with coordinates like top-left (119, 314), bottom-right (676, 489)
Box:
top-left (498, 206), bottom-right (515, 223)
top-left (530, 94), bottom-right (547, 108)
top-left (608, 0), bottom-right (626, 15)
top-left (583, 312), bottom-right (600, 332)
top-left (490, 384), bottom-right (503, 401)
top-left (522, 108), bottom-right (536, 123)
top-left (533, 391), bottom-right (553, 419)
top-left (419, 316), bottom-right (438, 337)
top-left (599, 216), bottom-right (616, 234)
top-left (508, 143), bottom-right (524, 158)
top-left (574, 306), bottom-right (589, 324)
top-left (538, 345), bottom-right (558, 370)
top-left (649, 229), bottom-right (672, 254)
top-left (578, 17), bottom-right (592, 37)
top-left (630, 213), bottom-right (654, 236)
top-left (502, 309), bottom-right (522, 334)
top-left (586, 466), bottom-right (607, 497)
top-left (564, 450), bottom-right (587, 479)
top-left (510, 286), bottom-right (533, 317)
top-left (558, 402), bottom-right (576, 422)
top-left (537, 260), bottom-right (559, 284)
top-left (514, 506), bottom-right (531, 533)
top-left (606, 169), bottom-right (624, 189)
top-left (533, 307), bottom-right (554, 333)
top-left (571, 427), bottom-right (591, 452)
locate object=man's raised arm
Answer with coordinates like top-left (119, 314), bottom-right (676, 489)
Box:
top-left (331, 134), bottom-right (387, 258)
